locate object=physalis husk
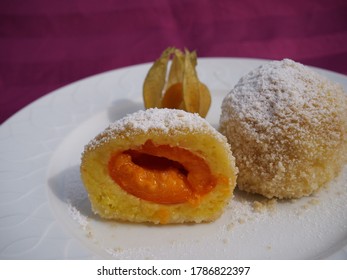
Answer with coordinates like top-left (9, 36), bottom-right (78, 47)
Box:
top-left (143, 47), bottom-right (211, 118)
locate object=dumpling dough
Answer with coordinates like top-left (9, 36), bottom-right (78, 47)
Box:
top-left (81, 108), bottom-right (237, 224)
top-left (220, 59), bottom-right (347, 199)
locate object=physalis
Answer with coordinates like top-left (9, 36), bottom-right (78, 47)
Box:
top-left (143, 47), bottom-right (211, 118)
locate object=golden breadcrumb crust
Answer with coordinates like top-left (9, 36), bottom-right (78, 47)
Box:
top-left (220, 59), bottom-right (347, 199)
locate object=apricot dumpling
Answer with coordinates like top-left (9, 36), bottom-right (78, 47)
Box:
top-left (81, 108), bottom-right (237, 224)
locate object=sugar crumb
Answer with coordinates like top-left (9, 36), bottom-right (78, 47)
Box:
top-left (308, 198), bottom-right (320, 205)
top-left (67, 202), bottom-right (89, 230)
top-left (226, 223), bottom-right (234, 231)
top-left (252, 199), bottom-right (277, 213)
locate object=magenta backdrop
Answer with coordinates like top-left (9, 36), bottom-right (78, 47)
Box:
top-left (1, 0), bottom-right (347, 123)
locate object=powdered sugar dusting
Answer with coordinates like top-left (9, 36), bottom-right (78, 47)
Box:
top-left (85, 108), bottom-right (227, 151)
top-left (221, 59), bottom-right (346, 143)
top-left (67, 202), bottom-right (88, 231)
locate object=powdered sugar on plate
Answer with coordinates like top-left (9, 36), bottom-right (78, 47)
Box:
top-left (67, 202), bottom-right (88, 231)
top-left (61, 165), bottom-right (347, 259)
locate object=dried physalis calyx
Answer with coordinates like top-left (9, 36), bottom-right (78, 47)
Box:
top-left (143, 47), bottom-right (211, 118)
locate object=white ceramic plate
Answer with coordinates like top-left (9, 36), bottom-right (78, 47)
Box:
top-left (0, 58), bottom-right (346, 259)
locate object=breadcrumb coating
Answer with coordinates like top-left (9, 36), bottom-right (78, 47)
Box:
top-left (220, 59), bottom-right (347, 199)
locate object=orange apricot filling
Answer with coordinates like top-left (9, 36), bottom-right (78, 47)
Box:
top-left (108, 141), bottom-right (217, 204)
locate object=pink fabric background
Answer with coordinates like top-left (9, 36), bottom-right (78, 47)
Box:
top-left (1, 0), bottom-right (347, 123)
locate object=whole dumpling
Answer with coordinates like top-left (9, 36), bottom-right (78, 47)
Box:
top-left (220, 59), bottom-right (347, 199)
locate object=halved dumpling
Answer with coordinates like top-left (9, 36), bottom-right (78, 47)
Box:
top-left (81, 108), bottom-right (237, 224)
